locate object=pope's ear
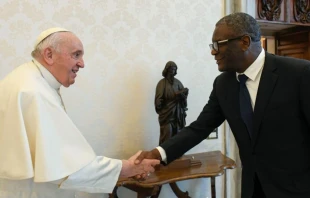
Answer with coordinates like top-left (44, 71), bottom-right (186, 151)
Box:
top-left (42, 47), bottom-right (54, 65)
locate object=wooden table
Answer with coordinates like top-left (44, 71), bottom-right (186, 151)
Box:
top-left (109, 151), bottom-right (236, 198)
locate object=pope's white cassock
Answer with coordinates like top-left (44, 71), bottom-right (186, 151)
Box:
top-left (0, 59), bottom-right (122, 198)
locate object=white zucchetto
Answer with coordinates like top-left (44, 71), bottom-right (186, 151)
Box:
top-left (34, 27), bottom-right (69, 49)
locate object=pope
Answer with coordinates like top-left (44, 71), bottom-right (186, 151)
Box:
top-left (0, 28), bottom-right (159, 197)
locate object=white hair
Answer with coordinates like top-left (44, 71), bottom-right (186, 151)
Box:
top-left (31, 32), bottom-right (69, 58)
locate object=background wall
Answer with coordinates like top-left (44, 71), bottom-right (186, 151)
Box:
top-left (0, 0), bottom-right (227, 197)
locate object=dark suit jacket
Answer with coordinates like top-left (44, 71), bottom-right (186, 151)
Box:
top-left (160, 53), bottom-right (310, 198)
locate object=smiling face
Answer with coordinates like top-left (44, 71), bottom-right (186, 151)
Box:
top-left (50, 32), bottom-right (84, 87)
top-left (211, 24), bottom-right (244, 72)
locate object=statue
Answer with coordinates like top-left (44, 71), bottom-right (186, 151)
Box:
top-left (153, 61), bottom-right (191, 198)
top-left (155, 61), bottom-right (189, 144)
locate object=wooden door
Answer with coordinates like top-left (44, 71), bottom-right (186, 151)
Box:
top-left (276, 29), bottom-right (310, 60)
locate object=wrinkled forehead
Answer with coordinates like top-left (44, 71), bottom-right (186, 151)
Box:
top-left (212, 24), bottom-right (235, 42)
top-left (61, 32), bottom-right (80, 43)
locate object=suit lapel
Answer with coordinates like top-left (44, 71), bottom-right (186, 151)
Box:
top-left (252, 53), bottom-right (278, 147)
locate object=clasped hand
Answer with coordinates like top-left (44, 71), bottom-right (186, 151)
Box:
top-left (120, 151), bottom-right (160, 180)
top-left (133, 149), bottom-right (162, 180)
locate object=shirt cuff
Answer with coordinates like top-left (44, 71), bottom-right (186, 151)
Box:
top-left (156, 146), bottom-right (167, 164)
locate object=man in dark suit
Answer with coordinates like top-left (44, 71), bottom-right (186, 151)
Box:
top-left (135, 12), bottom-right (310, 198)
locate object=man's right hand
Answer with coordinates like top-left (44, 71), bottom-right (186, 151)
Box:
top-left (120, 150), bottom-right (160, 179)
top-left (132, 149), bottom-right (162, 180)
top-left (134, 148), bottom-right (162, 165)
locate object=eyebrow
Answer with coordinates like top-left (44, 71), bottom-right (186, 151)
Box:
top-left (72, 50), bottom-right (84, 54)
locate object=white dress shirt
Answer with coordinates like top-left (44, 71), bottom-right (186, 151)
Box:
top-left (236, 49), bottom-right (265, 109)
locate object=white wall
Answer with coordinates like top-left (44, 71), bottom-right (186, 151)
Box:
top-left (0, 0), bottom-right (226, 197)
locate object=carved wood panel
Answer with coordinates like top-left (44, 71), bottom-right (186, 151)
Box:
top-left (256, 0), bottom-right (285, 21)
top-left (291, 0), bottom-right (310, 24)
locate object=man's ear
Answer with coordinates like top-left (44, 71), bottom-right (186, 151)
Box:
top-left (42, 47), bottom-right (54, 65)
top-left (241, 35), bottom-right (251, 51)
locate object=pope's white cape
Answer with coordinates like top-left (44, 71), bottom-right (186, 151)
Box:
top-left (0, 61), bottom-right (97, 182)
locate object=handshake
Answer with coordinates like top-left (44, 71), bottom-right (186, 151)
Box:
top-left (120, 150), bottom-right (160, 180)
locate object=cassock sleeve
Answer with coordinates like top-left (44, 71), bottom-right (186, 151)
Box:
top-left (58, 156), bottom-right (122, 193)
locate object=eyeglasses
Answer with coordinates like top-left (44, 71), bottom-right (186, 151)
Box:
top-left (209, 35), bottom-right (245, 52)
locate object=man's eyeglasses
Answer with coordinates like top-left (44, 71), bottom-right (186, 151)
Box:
top-left (209, 35), bottom-right (245, 52)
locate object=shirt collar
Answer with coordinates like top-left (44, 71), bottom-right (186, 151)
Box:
top-left (32, 59), bottom-right (62, 90)
top-left (236, 49), bottom-right (265, 81)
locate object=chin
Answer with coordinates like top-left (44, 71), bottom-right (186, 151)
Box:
top-left (65, 79), bottom-right (75, 87)
top-left (61, 81), bottom-right (73, 88)
top-left (63, 84), bottom-right (70, 88)
top-left (217, 65), bottom-right (226, 72)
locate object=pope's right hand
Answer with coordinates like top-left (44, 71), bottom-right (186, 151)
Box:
top-left (119, 151), bottom-right (160, 179)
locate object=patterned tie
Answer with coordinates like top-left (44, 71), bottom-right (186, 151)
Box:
top-left (238, 74), bottom-right (253, 138)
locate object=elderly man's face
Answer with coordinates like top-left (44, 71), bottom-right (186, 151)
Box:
top-left (211, 24), bottom-right (244, 72)
top-left (52, 33), bottom-right (84, 87)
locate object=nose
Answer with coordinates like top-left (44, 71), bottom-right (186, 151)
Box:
top-left (77, 58), bottom-right (84, 68)
top-left (211, 48), bottom-right (218, 56)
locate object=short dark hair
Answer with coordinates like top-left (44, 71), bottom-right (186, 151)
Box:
top-left (216, 12), bottom-right (261, 42)
top-left (162, 61), bottom-right (178, 77)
